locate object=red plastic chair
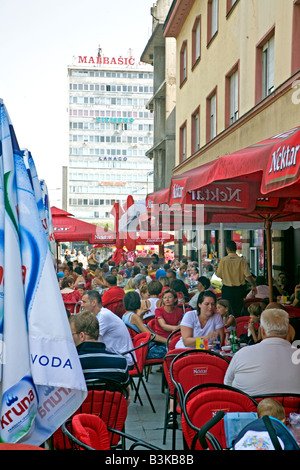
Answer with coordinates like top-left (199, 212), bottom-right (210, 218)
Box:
top-left (52, 381), bottom-right (128, 450)
top-left (71, 414), bottom-right (111, 450)
top-left (162, 348), bottom-right (189, 445)
top-left (235, 316), bottom-right (250, 338)
top-left (181, 383), bottom-right (258, 450)
top-left (123, 331), bottom-right (156, 413)
top-left (286, 306), bottom-right (300, 318)
top-left (62, 413), bottom-right (162, 451)
top-left (64, 300), bottom-right (82, 314)
top-left (252, 394), bottom-right (300, 419)
top-left (166, 328), bottom-right (181, 351)
top-left (169, 349), bottom-right (230, 450)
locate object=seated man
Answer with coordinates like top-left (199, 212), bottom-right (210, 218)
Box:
top-left (101, 274), bottom-right (125, 318)
top-left (224, 308), bottom-right (300, 396)
top-left (69, 310), bottom-right (130, 391)
top-left (81, 290), bottom-right (134, 367)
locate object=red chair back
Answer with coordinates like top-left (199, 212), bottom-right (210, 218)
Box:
top-left (182, 384), bottom-right (258, 450)
top-left (163, 348), bottom-right (189, 396)
top-left (167, 329), bottom-right (181, 350)
top-left (253, 394), bottom-right (300, 419)
top-left (170, 350), bottom-right (230, 405)
top-left (72, 414), bottom-right (110, 450)
top-left (235, 316), bottom-right (250, 338)
top-left (146, 318), bottom-right (156, 332)
top-left (130, 332), bottom-right (152, 375)
top-left (285, 306), bottom-right (300, 318)
top-left (53, 387), bottom-right (128, 449)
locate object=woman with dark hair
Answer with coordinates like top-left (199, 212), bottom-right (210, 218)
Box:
top-left (170, 279), bottom-right (190, 303)
top-left (122, 291), bottom-right (167, 358)
top-left (175, 290), bottom-right (224, 349)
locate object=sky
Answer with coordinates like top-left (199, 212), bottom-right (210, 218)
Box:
top-left (0, 0), bottom-right (155, 205)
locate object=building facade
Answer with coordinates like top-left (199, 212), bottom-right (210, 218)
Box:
top-left (67, 54), bottom-right (154, 225)
top-left (141, 0), bottom-right (177, 193)
top-left (161, 0), bottom-right (300, 278)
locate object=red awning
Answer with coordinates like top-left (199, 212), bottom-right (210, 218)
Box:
top-left (51, 207), bottom-right (116, 244)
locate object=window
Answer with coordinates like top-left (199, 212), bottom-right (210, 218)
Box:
top-left (225, 64), bottom-right (239, 126)
top-left (180, 41), bottom-right (188, 85)
top-left (179, 122), bottom-right (187, 162)
top-left (226, 0), bottom-right (239, 15)
top-left (255, 27), bottom-right (275, 103)
top-left (207, 0), bottom-right (218, 44)
top-left (191, 107), bottom-right (200, 153)
top-left (262, 37), bottom-right (274, 98)
top-left (192, 16), bottom-right (201, 67)
top-left (206, 89), bottom-right (217, 142)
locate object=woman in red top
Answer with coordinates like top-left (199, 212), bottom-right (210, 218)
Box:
top-left (60, 276), bottom-right (82, 313)
top-left (155, 288), bottom-right (183, 339)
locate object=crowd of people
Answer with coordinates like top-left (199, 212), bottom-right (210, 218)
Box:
top-left (56, 243), bottom-right (300, 443)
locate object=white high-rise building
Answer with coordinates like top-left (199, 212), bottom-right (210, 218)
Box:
top-left (67, 52), bottom-right (154, 223)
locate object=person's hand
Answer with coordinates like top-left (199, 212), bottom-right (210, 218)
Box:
top-left (294, 284), bottom-right (300, 294)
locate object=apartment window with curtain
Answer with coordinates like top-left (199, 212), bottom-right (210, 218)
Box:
top-left (262, 36), bottom-right (274, 98)
top-left (191, 107), bottom-right (200, 153)
top-left (255, 27), bottom-right (275, 103)
top-left (225, 62), bottom-right (239, 127)
top-left (230, 69), bottom-right (239, 124)
top-left (206, 89), bottom-right (217, 142)
top-left (207, 0), bottom-right (218, 44)
top-left (180, 122), bottom-right (187, 162)
top-left (192, 16), bottom-right (201, 67)
top-left (180, 41), bottom-right (188, 85)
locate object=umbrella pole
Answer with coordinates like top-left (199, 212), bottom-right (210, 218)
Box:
top-left (265, 217), bottom-right (273, 303)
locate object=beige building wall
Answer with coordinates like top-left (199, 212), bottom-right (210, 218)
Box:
top-left (163, 0), bottom-right (300, 275)
top-left (166, 0), bottom-right (298, 169)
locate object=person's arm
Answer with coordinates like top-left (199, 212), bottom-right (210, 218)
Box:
top-left (156, 316), bottom-right (180, 333)
top-left (223, 359), bottom-right (236, 386)
top-left (131, 312), bottom-right (167, 343)
top-left (246, 275), bottom-right (257, 295)
top-left (248, 318), bottom-right (259, 343)
top-left (180, 325), bottom-right (197, 348)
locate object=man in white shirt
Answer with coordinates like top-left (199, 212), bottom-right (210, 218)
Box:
top-left (81, 290), bottom-right (134, 366)
top-left (224, 308), bottom-right (300, 396)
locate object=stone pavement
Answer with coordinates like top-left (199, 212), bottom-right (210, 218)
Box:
top-left (124, 366), bottom-right (185, 451)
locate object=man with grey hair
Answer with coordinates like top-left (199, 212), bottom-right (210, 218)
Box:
top-left (224, 309), bottom-right (300, 396)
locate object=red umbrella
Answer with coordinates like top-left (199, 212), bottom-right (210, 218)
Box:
top-left (51, 206), bottom-right (116, 244)
top-left (147, 126), bottom-right (300, 300)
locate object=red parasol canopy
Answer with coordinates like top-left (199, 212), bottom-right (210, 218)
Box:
top-left (51, 206), bottom-right (116, 244)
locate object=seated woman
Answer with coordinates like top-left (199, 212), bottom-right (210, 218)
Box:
top-left (176, 264), bottom-right (187, 281)
top-left (188, 276), bottom-right (212, 310)
top-left (91, 268), bottom-right (106, 293)
top-left (122, 291), bottom-right (167, 359)
top-left (170, 279), bottom-right (190, 305)
top-left (60, 275), bottom-right (82, 313)
top-left (175, 290), bottom-right (224, 349)
top-left (154, 288), bottom-right (183, 340)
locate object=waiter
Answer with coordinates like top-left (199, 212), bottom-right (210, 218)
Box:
top-left (216, 241), bottom-right (257, 317)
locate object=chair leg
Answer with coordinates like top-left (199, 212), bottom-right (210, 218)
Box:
top-left (140, 375), bottom-right (156, 413)
top-left (131, 377), bottom-right (144, 406)
top-left (162, 389), bottom-right (170, 445)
